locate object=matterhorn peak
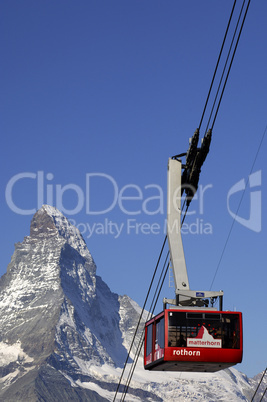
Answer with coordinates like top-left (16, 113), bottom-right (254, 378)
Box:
top-left (0, 205), bottom-right (132, 400)
top-left (30, 204), bottom-right (90, 259)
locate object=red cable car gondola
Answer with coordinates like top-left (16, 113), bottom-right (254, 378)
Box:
top-left (144, 151), bottom-right (243, 373)
top-left (144, 309), bottom-right (243, 372)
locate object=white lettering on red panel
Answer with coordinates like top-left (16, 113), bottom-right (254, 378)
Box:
top-left (187, 326), bottom-right (222, 348)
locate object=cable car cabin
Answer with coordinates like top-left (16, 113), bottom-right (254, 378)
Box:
top-left (144, 309), bottom-right (243, 372)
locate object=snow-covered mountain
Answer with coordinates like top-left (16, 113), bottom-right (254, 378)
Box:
top-left (0, 205), bottom-right (265, 401)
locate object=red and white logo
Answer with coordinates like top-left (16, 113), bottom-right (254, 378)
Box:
top-left (187, 326), bottom-right (222, 348)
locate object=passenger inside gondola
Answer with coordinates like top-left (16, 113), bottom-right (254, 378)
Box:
top-left (177, 334), bottom-right (186, 347)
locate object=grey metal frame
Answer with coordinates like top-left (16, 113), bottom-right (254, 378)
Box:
top-left (165, 158), bottom-right (223, 310)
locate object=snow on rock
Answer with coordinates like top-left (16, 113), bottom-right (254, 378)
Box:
top-left (0, 341), bottom-right (34, 366)
top-left (36, 205), bottom-right (93, 261)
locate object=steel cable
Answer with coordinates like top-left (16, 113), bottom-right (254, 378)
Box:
top-left (210, 123), bottom-right (267, 290)
top-left (251, 367), bottom-right (267, 402)
top-left (211, 0), bottom-right (251, 130)
top-left (113, 236), bottom-right (167, 401)
top-left (198, 0), bottom-right (237, 131)
top-left (205, 0), bottom-right (246, 133)
top-left (120, 255), bottom-right (170, 401)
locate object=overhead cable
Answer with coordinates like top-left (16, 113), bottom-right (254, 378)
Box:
top-left (198, 0), bottom-right (237, 131)
top-left (205, 0), bottom-right (246, 132)
top-left (210, 123), bottom-right (266, 290)
top-left (251, 367), bottom-right (267, 402)
top-left (120, 255), bottom-right (170, 401)
top-left (182, 0), bottom-right (251, 225)
top-left (211, 0), bottom-right (251, 130)
top-left (113, 236), bottom-right (167, 401)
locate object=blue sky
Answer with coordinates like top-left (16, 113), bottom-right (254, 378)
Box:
top-left (1, 1), bottom-right (266, 378)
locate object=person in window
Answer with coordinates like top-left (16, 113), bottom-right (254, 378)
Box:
top-left (210, 329), bottom-right (217, 338)
top-left (232, 331), bottom-right (238, 348)
top-left (177, 334), bottom-right (186, 347)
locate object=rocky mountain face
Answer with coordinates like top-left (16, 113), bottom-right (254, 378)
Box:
top-left (0, 205), bottom-right (265, 401)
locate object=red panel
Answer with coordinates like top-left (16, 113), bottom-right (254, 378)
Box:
top-left (164, 347), bottom-right (242, 364)
top-left (154, 344), bottom-right (164, 361)
top-left (145, 352), bottom-right (153, 366)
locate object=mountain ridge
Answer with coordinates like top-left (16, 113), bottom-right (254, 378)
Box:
top-left (0, 205), bottom-right (265, 401)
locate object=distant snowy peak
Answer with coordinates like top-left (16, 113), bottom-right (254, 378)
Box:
top-left (30, 205), bottom-right (92, 260)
